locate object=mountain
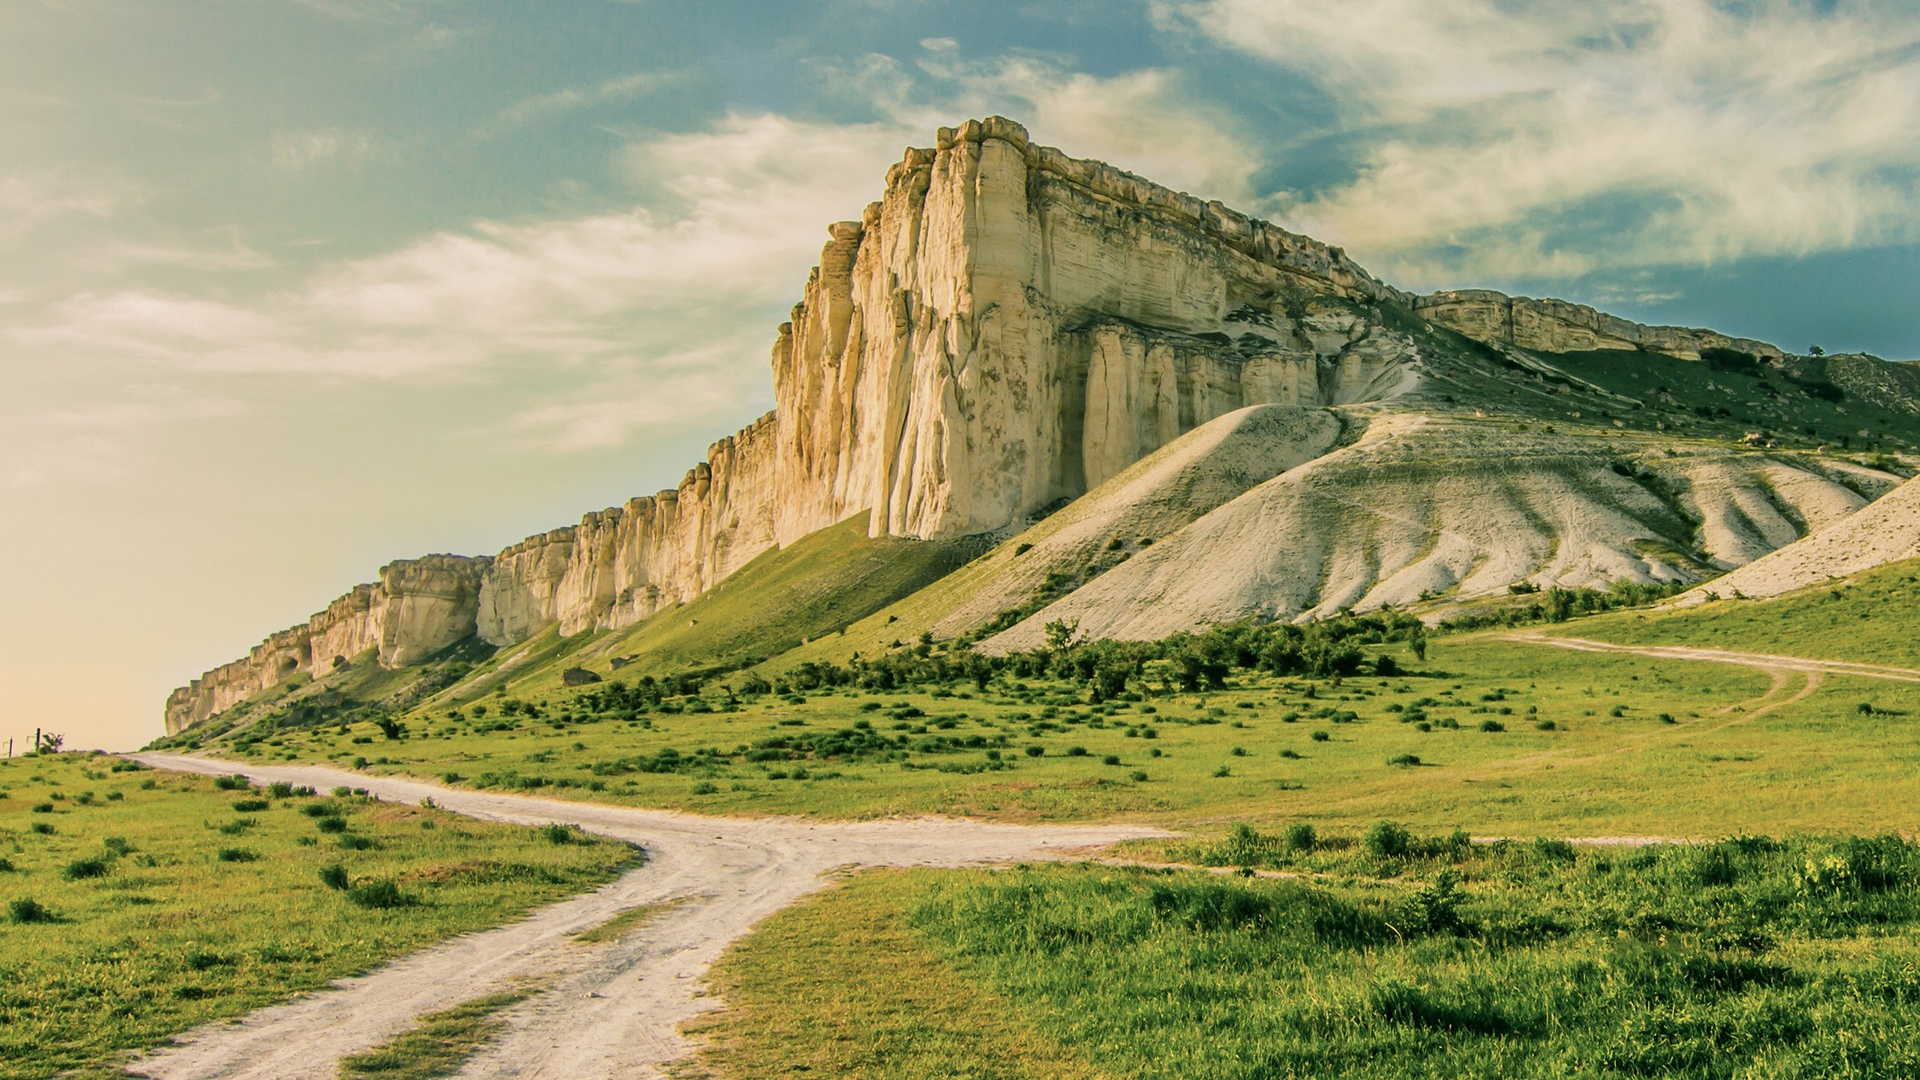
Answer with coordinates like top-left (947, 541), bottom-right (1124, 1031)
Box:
top-left (164, 116), bottom-right (1920, 736)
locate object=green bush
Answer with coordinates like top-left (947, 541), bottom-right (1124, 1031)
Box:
top-left (542, 823), bottom-right (576, 845)
top-left (232, 799), bottom-right (270, 813)
top-left (317, 863), bottom-right (349, 890)
top-left (63, 857), bottom-right (110, 880)
top-left (9, 897), bottom-right (53, 924)
top-left (346, 879), bottom-right (411, 909)
top-left (316, 816), bottom-right (348, 833)
top-left (217, 848), bottom-right (258, 863)
top-left (1364, 821), bottom-right (1413, 859)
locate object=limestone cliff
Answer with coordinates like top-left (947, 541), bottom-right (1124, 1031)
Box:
top-left (164, 555), bottom-right (488, 734)
top-left (170, 115), bottom-right (1884, 733)
top-left (1414, 289), bottom-right (1787, 362)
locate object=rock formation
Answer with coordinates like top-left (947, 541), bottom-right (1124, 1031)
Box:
top-left (166, 115), bottom-right (1913, 732)
top-left (164, 555), bottom-right (487, 733)
top-left (1414, 290), bottom-right (1786, 362)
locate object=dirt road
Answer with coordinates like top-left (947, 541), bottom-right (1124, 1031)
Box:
top-left (1505, 632), bottom-right (1920, 683)
top-left (125, 753), bottom-right (1167, 1080)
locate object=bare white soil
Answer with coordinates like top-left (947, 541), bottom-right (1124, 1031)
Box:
top-left (123, 754), bottom-right (1166, 1080)
top-left (1671, 473), bottom-right (1920, 605)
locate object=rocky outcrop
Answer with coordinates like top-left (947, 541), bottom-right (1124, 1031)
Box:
top-left (163, 555), bottom-right (488, 734)
top-left (772, 116), bottom-right (1416, 544)
top-left (1414, 289), bottom-right (1788, 361)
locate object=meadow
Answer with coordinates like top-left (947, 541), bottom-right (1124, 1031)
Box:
top-left (701, 830), bottom-right (1920, 1079)
top-left (0, 753), bottom-right (635, 1080)
top-left (186, 627), bottom-right (1920, 838)
top-left (1575, 555), bottom-right (1920, 669)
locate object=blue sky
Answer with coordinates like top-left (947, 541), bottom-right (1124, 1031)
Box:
top-left (5, 0), bottom-right (1919, 749)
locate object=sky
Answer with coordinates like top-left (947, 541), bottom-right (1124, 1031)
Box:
top-left (4, 0), bottom-right (1919, 751)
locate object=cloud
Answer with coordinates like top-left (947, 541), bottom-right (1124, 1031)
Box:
top-left (489, 70), bottom-right (684, 132)
top-left (272, 128), bottom-right (377, 171)
top-left (842, 47), bottom-right (1261, 205)
top-left (10, 112), bottom-right (909, 437)
top-left (1, 391), bottom-right (242, 489)
top-left (1164, 0), bottom-right (1920, 285)
top-left (0, 166), bottom-right (136, 243)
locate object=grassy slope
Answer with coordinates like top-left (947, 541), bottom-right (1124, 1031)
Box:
top-left (1573, 553), bottom-right (1920, 669)
top-left (0, 754), bottom-right (634, 1080)
top-left (703, 844), bottom-right (1920, 1080)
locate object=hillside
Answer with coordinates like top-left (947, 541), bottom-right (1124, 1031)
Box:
top-left (163, 115), bottom-right (1920, 738)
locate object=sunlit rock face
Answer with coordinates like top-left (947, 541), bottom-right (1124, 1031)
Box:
top-left (1413, 290), bottom-right (1787, 362)
top-left (461, 116), bottom-right (1426, 644)
top-left (163, 555), bottom-right (488, 734)
top-left (156, 117), bottom-right (1435, 728)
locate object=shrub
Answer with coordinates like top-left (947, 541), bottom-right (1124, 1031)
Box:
top-left (318, 864), bottom-right (349, 890)
top-left (346, 879), bottom-right (410, 909)
top-left (1129, 771), bottom-right (1148, 782)
top-left (103, 837), bottom-right (134, 855)
top-left (1284, 822), bottom-right (1318, 851)
top-left (331, 786), bottom-right (352, 797)
top-left (217, 848), bottom-right (258, 863)
top-left (337, 834), bottom-right (374, 851)
top-left (63, 857), bottom-right (110, 880)
top-left (8, 897), bottom-right (52, 924)
top-left (213, 775), bottom-right (250, 791)
top-left (1364, 821), bottom-right (1412, 859)
top-left (1231, 746), bottom-right (1248, 757)
top-left (232, 799), bottom-right (270, 813)
top-left (267, 782), bottom-right (295, 799)
top-left (316, 816), bottom-right (348, 833)
top-left (441, 771), bottom-right (464, 784)
top-left (1279, 749), bottom-right (1302, 759)
top-left (300, 802), bottom-right (337, 818)
top-left (1066, 746), bottom-right (1089, 757)
top-left (0, 857), bottom-right (13, 872)
top-left (1102, 755), bottom-right (1121, 766)
top-left (1212, 765), bottom-right (1232, 778)
top-left (691, 781), bottom-right (718, 795)
top-left (1388, 754), bottom-right (1422, 767)
top-left (1310, 730), bottom-right (1331, 743)
top-left (31, 822), bottom-right (54, 835)
top-left (542, 823), bottom-right (576, 845)
top-left (1479, 720), bottom-right (1505, 732)
top-left (1024, 745), bottom-right (1045, 757)
top-left (1535, 719), bottom-right (1557, 730)
top-left (30, 803), bottom-right (52, 814)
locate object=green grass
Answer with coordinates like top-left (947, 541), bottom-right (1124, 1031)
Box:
top-left (196, 623), bottom-right (1920, 837)
top-left (703, 834), bottom-right (1920, 1079)
top-left (0, 754), bottom-right (636, 1080)
top-left (336, 986), bottom-right (538, 1080)
top-left (1574, 553), bottom-right (1920, 669)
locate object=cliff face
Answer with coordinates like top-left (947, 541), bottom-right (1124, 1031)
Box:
top-left (771, 116), bottom-right (1415, 543)
top-left (1414, 289), bottom-right (1787, 362)
top-left (164, 555), bottom-right (488, 734)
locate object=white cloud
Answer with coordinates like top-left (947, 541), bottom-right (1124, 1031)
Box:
top-left (489, 70), bottom-right (683, 131)
top-left (272, 128), bottom-right (376, 171)
top-left (0, 166), bottom-right (135, 243)
top-left (847, 47), bottom-right (1261, 205)
top-left (1164, 0), bottom-right (1920, 285)
top-left (9, 112), bottom-right (908, 427)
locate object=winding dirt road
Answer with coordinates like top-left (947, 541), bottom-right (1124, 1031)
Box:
top-left (125, 754), bottom-right (1167, 1080)
top-left (1505, 632), bottom-right (1920, 684)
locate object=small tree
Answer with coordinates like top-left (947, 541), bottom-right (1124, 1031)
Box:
top-left (1043, 618), bottom-right (1080, 651)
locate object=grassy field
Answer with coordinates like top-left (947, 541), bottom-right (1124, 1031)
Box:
top-left (186, 625), bottom-right (1920, 837)
top-left (700, 833), bottom-right (1920, 1079)
top-left (0, 753), bottom-right (636, 1080)
top-left (1575, 554), bottom-right (1920, 669)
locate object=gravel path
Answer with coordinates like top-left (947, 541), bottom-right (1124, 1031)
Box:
top-left (124, 754), bottom-right (1167, 1080)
